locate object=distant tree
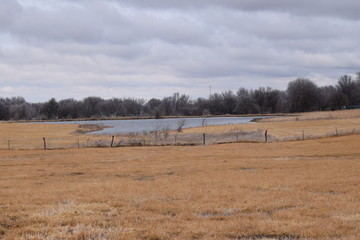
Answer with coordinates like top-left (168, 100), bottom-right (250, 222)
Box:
top-left (30, 103), bottom-right (42, 119)
top-left (9, 103), bottom-right (36, 120)
top-left (9, 96), bottom-right (26, 105)
top-left (58, 98), bottom-right (81, 119)
top-left (40, 98), bottom-right (59, 119)
top-left (253, 87), bottom-right (281, 113)
top-left (160, 97), bottom-right (175, 116)
top-left (275, 91), bottom-right (287, 113)
top-left (267, 89), bottom-right (282, 113)
top-left (208, 93), bottom-right (226, 115)
top-left (112, 98), bottom-right (126, 117)
top-left (146, 98), bottom-right (163, 118)
top-left (82, 96), bottom-right (103, 118)
top-left (97, 99), bottom-right (116, 117)
top-left (146, 98), bottom-right (162, 110)
top-left (318, 86), bottom-right (337, 110)
top-left (253, 87), bottom-right (266, 112)
top-left (123, 98), bottom-right (145, 116)
top-left (331, 92), bottom-right (348, 109)
top-left (193, 97), bottom-right (209, 115)
top-left (356, 72), bottom-right (360, 82)
top-left (173, 93), bottom-right (191, 116)
top-left (336, 75), bottom-right (358, 106)
top-left (221, 90), bottom-right (237, 114)
top-left (234, 88), bottom-right (259, 114)
top-left (287, 78), bottom-right (319, 112)
top-left (0, 101), bottom-right (10, 120)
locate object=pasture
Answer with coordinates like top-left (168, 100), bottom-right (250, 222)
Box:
top-left (0, 110), bottom-right (360, 239)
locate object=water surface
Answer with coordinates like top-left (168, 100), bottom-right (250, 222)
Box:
top-left (49, 116), bottom-right (261, 135)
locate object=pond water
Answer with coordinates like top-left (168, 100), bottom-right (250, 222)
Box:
top-left (47, 116), bottom-right (262, 135)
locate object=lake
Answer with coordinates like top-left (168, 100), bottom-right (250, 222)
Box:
top-left (48, 116), bottom-right (262, 135)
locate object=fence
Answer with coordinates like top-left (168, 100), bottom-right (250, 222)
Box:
top-left (1, 127), bottom-right (359, 150)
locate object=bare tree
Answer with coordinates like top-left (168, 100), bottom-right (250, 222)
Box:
top-left (40, 98), bottom-right (59, 119)
top-left (318, 86), bottom-right (337, 110)
top-left (209, 93), bottom-right (226, 115)
top-left (221, 90), bottom-right (237, 114)
top-left (234, 88), bottom-right (259, 114)
top-left (177, 119), bottom-right (186, 132)
top-left (336, 75), bottom-right (358, 106)
top-left (82, 96), bottom-right (103, 118)
top-left (201, 118), bottom-right (207, 126)
top-left (0, 100), bottom-right (9, 120)
top-left (287, 78), bottom-right (319, 112)
top-left (9, 103), bottom-right (36, 120)
top-left (58, 98), bottom-right (80, 119)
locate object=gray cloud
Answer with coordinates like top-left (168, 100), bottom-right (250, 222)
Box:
top-left (0, 0), bottom-right (22, 28)
top-left (0, 0), bottom-right (359, 102)
top-left (117, 0), bottom-right (360, 20)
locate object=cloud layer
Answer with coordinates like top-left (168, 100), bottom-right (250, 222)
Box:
top-left (1, 0), bottom-right (359, 102)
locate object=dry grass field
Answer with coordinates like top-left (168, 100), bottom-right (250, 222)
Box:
top-left (0, 123), bottom-right (107, 150)
top-left (184, 110), bottom-right (360, 140)
top-left (1, 110), bottom-right (360, 239)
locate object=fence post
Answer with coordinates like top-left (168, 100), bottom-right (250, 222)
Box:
top-left (111, 136), bottom-right (114, 147)
top-left (78, 138), bottom-right (80, 148)
top-left (335, 127), bottom-right (338, 136)
top-left (203, 133), bottom-right (206, 145)
top-left (264, 130), bottom-right (268, 143)
top-left (43, 138), bottom-right (47, 150)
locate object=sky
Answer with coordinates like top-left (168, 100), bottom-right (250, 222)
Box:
top-left (0, 0), bottom-right (360, 102)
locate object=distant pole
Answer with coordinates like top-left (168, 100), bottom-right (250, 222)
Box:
top-left (78, 138), bottom-right (80, 148)
top-left (203, 133), bottom-right (206, 145)
top-left (111, 136), bottom-right (114, 147)
top-left (335, 127), bottom-right (338, 136)
top-left (302, 130), bottom-right (305, 140)
top-left (43, 138), bottom-right (47, 150)
top-left (265, 130), bottom-right (268, 143)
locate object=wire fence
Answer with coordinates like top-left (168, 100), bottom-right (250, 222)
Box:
top-left (1, 127), bottom-right (360, 150)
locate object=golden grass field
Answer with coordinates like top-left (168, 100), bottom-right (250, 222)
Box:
top-left (1, 110), bottom-right (360, 239)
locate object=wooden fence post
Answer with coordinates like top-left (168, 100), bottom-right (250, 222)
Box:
top-left (78, 138), bottom-right (80, 148)
top-left (43, 138), bottom-right (47, 150)
top-left (265, 130), bottom-right (268, 143)
top-left (111, 136), bottom-right (114, 147)
top-left (335, 127), bottom-right (338, 136)
top-left (203, 133), bottom-right (206, 145)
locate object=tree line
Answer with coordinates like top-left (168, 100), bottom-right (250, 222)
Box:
top-left (1, 73), bottom-right (360, 121)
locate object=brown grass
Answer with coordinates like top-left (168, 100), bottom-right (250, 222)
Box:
top-left (0, 123), bottom-right (109, 149)
top-left (184, 110), bottom-right (360, 141)
top-left (0, 110), bottom-right (360, 239)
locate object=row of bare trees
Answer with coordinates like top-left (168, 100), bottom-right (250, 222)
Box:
top-left (1, 73), bottom-right (360, 120)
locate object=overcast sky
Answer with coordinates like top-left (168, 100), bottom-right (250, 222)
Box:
top-left (1, 0), bottom-right (360, 102)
